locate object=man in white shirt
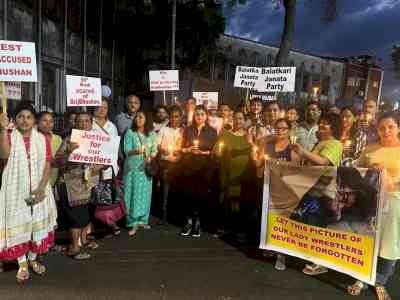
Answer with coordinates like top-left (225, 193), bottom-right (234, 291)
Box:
top-left (157, 106), bottom-right (183, 224)
top-left (153, 105), bottom-right (169, 135)
top-left (296, 101), bottom-right (321, 151)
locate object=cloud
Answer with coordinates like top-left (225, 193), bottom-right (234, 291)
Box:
top-left (224, 0), bottom-right (400, 99)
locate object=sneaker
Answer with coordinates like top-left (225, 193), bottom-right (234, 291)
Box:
top-left (180, 222), bottom-right (192, 236)
top-left (274, 254), bottom-right (286, 271)
top-left (191, 222), bottom-right (201, 238)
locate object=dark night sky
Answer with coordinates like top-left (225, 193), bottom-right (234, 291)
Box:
top-left (224, 0), bottom-right (400, 100)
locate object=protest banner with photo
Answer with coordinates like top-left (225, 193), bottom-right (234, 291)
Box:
top-left (0, 40), bottom-right (37, 82)
top-left (233, 66), bottom-right (261, 89)
top-left (193, 92), bottom-right (218, 109)
top-left (255, 67), bottom-right (296, 92)
top-left (260, 163), bottom-right (383, 285)
top-left (4, 81), bottom-right (21, 100)
top-left (149, 70), bottom-right (179, 91)
top-left (69, 129), bottom-right (120, 166)
top-left (66, 75), bottom-right (101, 107)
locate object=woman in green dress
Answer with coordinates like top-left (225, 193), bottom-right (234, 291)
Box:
top-left (123, 111), bottom-right (158, 236)
top-left (215, 111), bottom-right (252, 233)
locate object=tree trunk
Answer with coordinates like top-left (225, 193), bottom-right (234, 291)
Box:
top-left (275, 0), bottom-right (296, 67)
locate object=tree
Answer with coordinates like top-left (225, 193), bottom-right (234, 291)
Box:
top-left (392, 45), bottom-right (400, 80)
top-left (227, 0), bottom-right (337, 66)
top-left (117, 0), bottom-right (225, 82)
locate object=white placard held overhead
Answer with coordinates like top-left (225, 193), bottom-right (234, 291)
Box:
top-left (66, 75), bottom-right (102, 107)
top-left (193, 92), bottom-right (218, 109)
top-left (149, 70), bottom-right (179, 91)
top-left (4, 81), bottom-right (21, 100)
top-left (0, 40), bottom-right (37, 82)
top-left (255, 67), bottom-right (296, 92)
top-left (69, 129), bottom-right (120, 166)
top-left (233, 66), bottom-right (261, 89)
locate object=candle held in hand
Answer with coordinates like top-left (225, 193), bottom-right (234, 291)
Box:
top-left (289, 135), bottom-right (297, 145)
top-left (218, 142), bottom-right (224, 154)
top-left (193, 139), bottom-right (199, 149)
top-left (167, 144), bottom-right (174, 156)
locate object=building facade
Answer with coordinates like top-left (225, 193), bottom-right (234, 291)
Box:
top-left (0, 0), bottom-right (125, 120)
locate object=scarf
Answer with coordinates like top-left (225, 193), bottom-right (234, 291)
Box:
top-left (0, 128), bottom-right (57, 260)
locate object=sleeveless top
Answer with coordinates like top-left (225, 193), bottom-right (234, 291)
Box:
top-left (265, 143), bottom-right (292, 161)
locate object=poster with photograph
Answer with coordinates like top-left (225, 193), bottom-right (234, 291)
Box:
top-left (260, 164), bottom-right (383, 285)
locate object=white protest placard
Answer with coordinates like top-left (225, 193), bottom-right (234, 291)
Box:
top-left (193, 92), bottom-right (218, 109)
top-left (233, 66), bottom-right (261, 89)
top-left (0, 40), bottom-right (37, 82)
top-left (69, 129), bottom-right (120, 166)
top-left (4, 81), bottom-right (21, 100)
top-left (255, 67), bottom-right (296, 92)
top-left (66, 75), bottom-right (101, 107)
top-left (149, 70), bottom-right (179, 91)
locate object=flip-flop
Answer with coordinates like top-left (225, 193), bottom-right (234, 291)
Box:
top-left (67, 252), bottom-right (91, 260)
top-left (302, 264), bottom-right (328, 275)
top-left (83, 241), bottom-right (99, 250)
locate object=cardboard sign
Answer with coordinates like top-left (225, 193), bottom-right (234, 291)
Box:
top-left (149, 70), bottom-right (179, 91)
top-left (193, 92), bottom-right (218, 109)
top-left (234, 66), bottom-right (296, 92)
top-left (4, 81), bottom-right (21, 100)
top-left (69, 129), bottom-right (120, 166)
top-left (255, 67), bottom-right (296, 92)
top-left (66, 75), bottom-right (101, 107)
top-left (233, 66), bottom-right (261, 89)
top-left (0, 40), bottom-right (37, 82)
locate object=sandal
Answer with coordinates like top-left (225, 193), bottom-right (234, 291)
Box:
top-left (140, 224), bottom-right (151, 230)
top-left (67, 251), bottom-right (91, 260)
top-left (347, 280), bottom-right (367, 296)
top-left (375, 285), bottom-right (391, 300)
top-left (83, 241), bottom-right (99, 250)
top-left (28, 260), bottom-right (46, 275)
top-left (128, 226), bottom-right (138, 236)
top-left (16, 262), bottom-right (29, 283)
top-left (302, 263), bottom-right (328, 276)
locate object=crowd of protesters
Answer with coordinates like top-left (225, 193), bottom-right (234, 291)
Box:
top-left (0, 95), bottom-right (398, 300)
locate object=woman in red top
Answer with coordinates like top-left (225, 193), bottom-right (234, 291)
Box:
top-left (0, 102), bottom-right (56, 283)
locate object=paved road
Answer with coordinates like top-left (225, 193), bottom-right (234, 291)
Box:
top-left (0, 225), bottom-right (397, 300)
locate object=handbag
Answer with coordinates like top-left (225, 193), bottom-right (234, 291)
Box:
top-left (91, 168), bottom-right (121, 206)
top-left (137, 132), bottom-right (159, 177)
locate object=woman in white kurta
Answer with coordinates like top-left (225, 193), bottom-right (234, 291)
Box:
top-left (0, 102), bottom-right (57, 283)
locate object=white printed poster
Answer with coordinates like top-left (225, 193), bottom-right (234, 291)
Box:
top-left (0, 40), bottom-right (37, 82)
top-left (255, 67), bottom-right (296, 92)
top-left (193, 92), bottom-right (218, 109)
top-left (233, 66), bottom-right (261, 89)
top-left (66, 75), bottom-right (102, 107)
top-left (4, 81), bottom-right (21, 100)
top-left (149, 70), bottom-right (179, 91)
top-left (69, 129), bottom-right (120, 166)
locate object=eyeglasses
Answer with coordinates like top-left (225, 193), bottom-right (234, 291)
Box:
top-left (275, 127), bottom-right (289, 131)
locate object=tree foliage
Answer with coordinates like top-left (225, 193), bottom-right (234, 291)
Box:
top-left (117, 0), bottom-right (225, 81)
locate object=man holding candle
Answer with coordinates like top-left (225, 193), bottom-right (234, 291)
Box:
top-left (179, 105), bottom-right (218, 237)
top-left (157, 106), bottom-right (183, 225)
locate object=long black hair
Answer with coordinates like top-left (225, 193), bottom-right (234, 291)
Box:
top-left (131, 111), bottom-right (154, 136)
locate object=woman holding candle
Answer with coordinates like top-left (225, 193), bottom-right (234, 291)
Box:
top-left (339, 107), bottom-right (366, 161)
top-left (214, 111), bottom-right (252, 234)
top-left (347, 112), bottom-right (400, 300)
top-left (180, 105), bottom-right (218, 237)
top-left (37, 111), bottom-right (63, 187)
top-left (291, 112), bottom-right (343, 276)
top-left (123, 111), bottom-right (158, 236)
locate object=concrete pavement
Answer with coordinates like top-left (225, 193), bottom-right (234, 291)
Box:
top-left (0, 225), bottom-right (396, 300)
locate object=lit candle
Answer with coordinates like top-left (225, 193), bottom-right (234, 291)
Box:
top-left (141, 145), bottom-right (145, 153)
top-left (344, 140), bottom-right (352, 148)
top-left (167, 144), bottom-right (174, 157)
top-left (224, 118), bottom-right (228, 124)
top-left (193, 139), bottom-right (199, 149)
top-left (252, 146), bottom-right (258, 155)
top-left (289, 135), bottom-right (297, 145)
top-left (264, 154), bottom-right (269, 161)
top-left (218, 141), bottom-right (224, 154)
